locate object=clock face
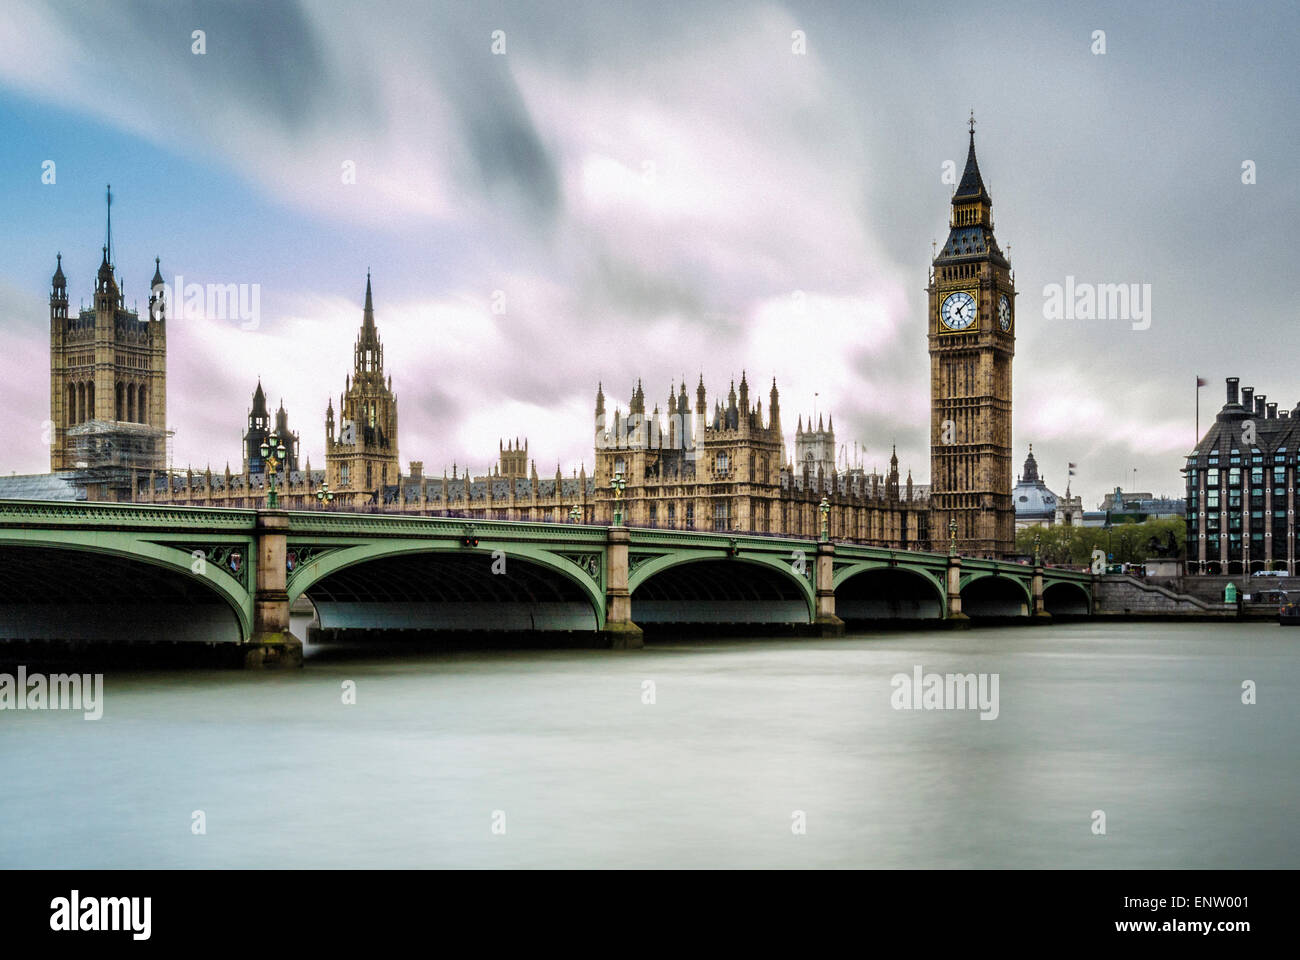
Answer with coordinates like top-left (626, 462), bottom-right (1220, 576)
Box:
top-left (940, 290), bottom-right (977, 331)
top-left (998, 294), bottom-right (1012, 331)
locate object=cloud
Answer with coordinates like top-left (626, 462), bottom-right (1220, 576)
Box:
top-left (3, 0), bottom-right (1295, 508)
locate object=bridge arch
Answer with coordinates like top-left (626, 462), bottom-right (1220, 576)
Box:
top-left (287, 540), bottom-right (606, 634)
top-left (833, 562), bottom-right (946, 620)
top-left (959, 572), bottom-right (1032, 618)
top-left (628, 550), bottom-right (815, 625)
top-left (1042, 580), bottom-right (1091, 616)
top-left (0, 534), bottom-right (250, 643)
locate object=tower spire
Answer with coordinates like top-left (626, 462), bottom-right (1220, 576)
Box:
top-left (105, 184), bottom-right (113, 267)
top-left (954, 120), bottom-right (989, 203)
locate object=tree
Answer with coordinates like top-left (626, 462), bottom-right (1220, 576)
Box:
top-left (1014, 517), bottom-right (1185, 566)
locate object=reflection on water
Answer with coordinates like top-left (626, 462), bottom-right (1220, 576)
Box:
top-left (1, 621), bottom-right (1296, 868)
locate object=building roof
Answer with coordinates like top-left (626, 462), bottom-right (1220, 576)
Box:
top-left (1189, 378), bottom-right (1300, 462)
top-left (1012, 447), bottom-right (1060, 519)
top-left (954, 129), bottom-right (990, 202)
top-left (0, 472), bottom-right (81, 501)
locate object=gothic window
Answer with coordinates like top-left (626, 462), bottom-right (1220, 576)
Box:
top-left (717, 452), bottom-right (729, 475)
top-left (137, 386), bottom-right (146, 422)
top-left (127, 384), bottom-right (136, 423)
top-left (340, 463), bottom-right (350, 486)
top-left (115, 383), bottom-right (124, 421)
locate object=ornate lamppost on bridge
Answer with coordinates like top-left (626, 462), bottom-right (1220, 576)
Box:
top-left (1033, 531), bottom-right (1041, 566)
top-left (568, 504), bottom-right (582, 524)
top-left (948, 515), bottom-right (958, 557)
top-left (260, 433), bottom-right (288, 509)
top-left (316, 480), bottom-right (335, 509)
top-left (819, 496), bottom-right (830, 542)
top-left (611, 471), bottom-right (627, 526)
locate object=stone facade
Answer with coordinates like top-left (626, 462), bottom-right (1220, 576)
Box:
top-left (48, 201), bottom-right (168, 485)
top-left (323, 274), bottom-right (399, 506)
top-left (928, 124), bottom-right (1015, 557)
top-left (587, 375), bottom-right (930, 546)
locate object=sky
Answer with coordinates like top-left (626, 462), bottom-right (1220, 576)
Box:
top-left (1, 0), bottom-right (1296, 506)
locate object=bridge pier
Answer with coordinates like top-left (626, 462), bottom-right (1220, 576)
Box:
top-left (245, 510), bottom-right (302, 668)
top-left (1031, 563), bottom-right (1052, 621)
top-left (946, 554), bottom-right (970, 628)
top-left (603, 526), bottom-right (644, 649)
top-left (814, 541), bottom-right (846, 636)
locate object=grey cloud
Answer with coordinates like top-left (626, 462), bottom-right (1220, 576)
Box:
top-left (46, 0), bottom-right (346, 131)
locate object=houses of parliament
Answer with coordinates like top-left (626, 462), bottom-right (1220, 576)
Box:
top-left (41, 126), bottom-right (1017, 557)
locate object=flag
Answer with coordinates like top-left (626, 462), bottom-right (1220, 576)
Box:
top-left (1196, 377), bottom-right (1207, 387)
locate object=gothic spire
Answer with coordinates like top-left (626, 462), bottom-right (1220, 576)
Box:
top-left (954, 116), bottom-right (990, 203)
top-left (354, 272), bottom-right (383, 375)
top-left (362, 270), bottom-right (376, 335)
top-left (104, 183), bottom-right (114, 267)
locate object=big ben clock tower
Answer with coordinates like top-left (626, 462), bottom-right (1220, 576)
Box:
top-left (928, 118), bottom-right (1015, 557)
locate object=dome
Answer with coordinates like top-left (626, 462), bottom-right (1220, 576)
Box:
top-left (1013, 445), bottom-right (1060, 521)
top-left (1013, 481), bottom-right (1059, 520)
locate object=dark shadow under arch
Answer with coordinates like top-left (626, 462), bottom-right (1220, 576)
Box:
top-left (1043, 582), bottom-right (1090, 616)
top-left (303, 551), bottom-right (599, 635)
top-left (0, 545), bottom-right (241, 644)
top-left (837, 567), bottom-right (944, 620)
top-left (961, 576), bottom-right (1029, 618)
top-left (631, 558), bottom-right (809, 624)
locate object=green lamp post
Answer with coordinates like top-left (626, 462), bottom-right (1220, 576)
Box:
top-left (611, 472), bottom-right (627, 526)
top-left (819, 496), bottom-right (830, 541)
top-left (948, 515), bottom-right (958, 556)
top-left (260, 433), bottom-right (287, 508)
top-left (315, 480), bottom-right (334, 509)
top-left (568, 504), bottom-right (581, 524)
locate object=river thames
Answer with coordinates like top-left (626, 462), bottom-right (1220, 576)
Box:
top-left (2, 621), bottom-right (1296, 869)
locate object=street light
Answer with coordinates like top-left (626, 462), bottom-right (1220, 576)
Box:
top-left (259, 433), bottom-right (287, 508)
top-left (315, 480), bottom-right (334, 509)
top-left (948, 515), bottom-right (958, 556)
top-left (611, 471), bottom-right (627, 526)
top-left (1033, 531), bottom-right (1041, 565)
top-left (819, 496), bottom-right (830, 541)
top-left (568, 504), bottom-right (581, 524)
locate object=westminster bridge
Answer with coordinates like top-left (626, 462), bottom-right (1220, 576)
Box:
top-left (0, 499), bottom-right (1094, 667)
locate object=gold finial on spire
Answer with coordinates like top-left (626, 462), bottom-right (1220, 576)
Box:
top-left (968, 109), bottom-right (975, 135)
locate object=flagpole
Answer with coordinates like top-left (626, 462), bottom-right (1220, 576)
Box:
top-left (1196, 378), bottom-right (1201, 452)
